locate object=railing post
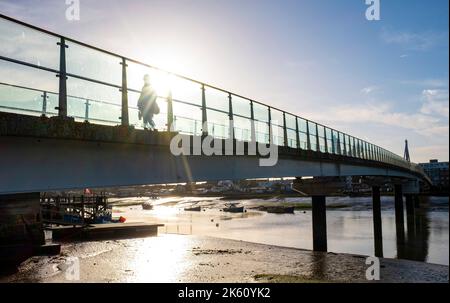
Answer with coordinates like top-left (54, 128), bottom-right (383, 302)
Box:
top-left (283, 112), bottom-right (288, 147)
top-left (120, 58), bottom-right (129, 126)
top-left (268, 107), bottom-right (273, 144)
top-left (336, 132), bottom-right (341, 155)
top-left (41, 91), bottom-right (48, 116)
top-left (315, 124), bottom-right (320, 152)
top-left (201, 84), bottom-right (208, 136)
top-left (343, 134), bottom-right (347, 156)
top-left (84, 99), bottom-right (90, 122)
top-left (347, 136), bottom-right (352, 157)
top-left (324, 127), bottom-right (329, 153)
top-left (250, 101), bottom-right (256, 143)
top-left (228, 93), bottom-right (234, 141)
top-left (331, 131), bottom-right (335, 154)
top-left (306, 121), bottom-right (311, 150)
top-left (56, 37), bottom-right (68, 117)
top-left (295, 117), bottom-right (300, 150)
top-left (167, 91), bottom-right (174, 132)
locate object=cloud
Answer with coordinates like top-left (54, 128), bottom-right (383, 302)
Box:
top-left (305, 99), bottom-right (448, 138)
top-left (381, 28), bottom-right (447, 51)
top-left (420, 89), bottom-right (449, 118)
top-left (360, 86), bottom-right (379, 95)
top-left (415, 144), bottom-right (450, 162)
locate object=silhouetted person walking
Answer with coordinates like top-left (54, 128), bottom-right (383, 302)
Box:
top-left (138, 74), bottom-right (160, 130)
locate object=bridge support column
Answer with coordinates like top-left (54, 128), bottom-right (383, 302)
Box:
top-left (406, 194), bottom-right (416, 238)
top-left (372, 186), bottom-right (383, 257)
top-left (394, 184), bottom-right (406, 258)
top-left (414, 195), bottom-right (421, 209)
top-left (0, 193), bottom-right (45, 269)
top-left (312, 195), bottom-right (327, 252)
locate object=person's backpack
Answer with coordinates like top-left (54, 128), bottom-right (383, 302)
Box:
top-left (153, 100), bottom-right (160, 115)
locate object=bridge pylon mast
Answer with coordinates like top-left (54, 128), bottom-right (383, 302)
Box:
top-left (404, 139), bottom-right (411, 162)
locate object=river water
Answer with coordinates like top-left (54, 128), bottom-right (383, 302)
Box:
top-left (111, 196), bottom-right (449, 266)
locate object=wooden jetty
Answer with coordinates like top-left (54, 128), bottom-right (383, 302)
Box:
top-left (48, 222), bottom-right (164, 241)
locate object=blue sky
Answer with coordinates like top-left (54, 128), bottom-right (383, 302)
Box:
top-left (0, 0), bottom-right (448, 162)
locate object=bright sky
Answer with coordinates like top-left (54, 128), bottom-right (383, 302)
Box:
top-left (1, 0), bottom-right (448, 162)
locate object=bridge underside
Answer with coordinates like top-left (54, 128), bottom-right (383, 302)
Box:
top-left (0, 134), bottom-right (421, 195)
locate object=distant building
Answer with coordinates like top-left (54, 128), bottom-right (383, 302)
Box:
top-left (419, 160), bottom-right (449, 190)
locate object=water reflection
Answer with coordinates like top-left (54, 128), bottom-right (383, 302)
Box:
top-left (113, 196), bottom-right (449, 265)
top-left (398, 200), bottom-right (430, 262)
top-left (127, 236), bottom-right (190, 282)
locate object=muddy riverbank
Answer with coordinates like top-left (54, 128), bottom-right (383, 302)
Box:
top-left (1, 235), bottom-right (448, 283)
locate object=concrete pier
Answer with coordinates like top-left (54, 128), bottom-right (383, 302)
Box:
top-left (372, 186), bottom-right (383, 257)
top-left (0, 193), bottom-right (45, 268)
top-left (394, 185), bottom-right (406, 244)
top-left (406, 195), bottom-right (416, 238)
top-left (312, 195), bottom-right (327, 252)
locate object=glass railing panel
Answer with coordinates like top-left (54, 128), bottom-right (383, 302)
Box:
top-left (0, 18), bottom-right (60, 70)
top-left (234, 116), bottom-right (252, 142)
top-left (0, 60), bottom-right (58, 92)
top-left (172, 101), bottom-right (202, 136)
top-left (298, 118), bottom-right (307, 133)
top-left (66, 41), bottom-right (122, 86)
top-left (272, 124), bottom-right (285, 146)
top-left (271, 109), bottom-right (284, 126)
top-left (128, 91), bottom-right (142, 129)
top-left (317, 125), bottom-right (325, 153)
top-left (285, 113), bottom-right (296, 130)
top-left (308, 121), bottom-right (317, 135)
top-left (332, 130), bottom-right (339, 154)
top-left (45, 92), bottom-right (59, 116)
top-left (325, 128), bottom-right (333, 153)
top-left (0, 61), bottom-right (58, 115)
top-left (67, 77), bottom-right (121, 124)
top-left (253, 103), bottom-right (269, 123)
top-left (171, 76), bottom-right (203, 107)
top-left (205, 86), bottom-right (229, 113)
top-left (255, 121), bottom-right (270, 144)
top-left (308, 121), bottom-right (317, 151)
top-left (345, 134), bottom-right (351, 156)
top-left (299, 132), bottom-right (308, 150)
top-left (232, 95), bottom-right (251, 118)
top-left (0, 83), bottom-right (45, 115)
top-left (287, 129), bottom-right (297, 148)
top-left (207, 109), bottom-right (230, 139)
top-left (339, 132), bottom-right (345, 155)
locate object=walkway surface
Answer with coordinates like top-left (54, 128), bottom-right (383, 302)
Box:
top-left (1, 234), bottom-right (448, 283)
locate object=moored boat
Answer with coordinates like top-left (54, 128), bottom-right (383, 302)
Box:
top-left (265, 206), bottom-right (295, 214)
top-left (142, 201), bottom-right (154, 210)
top-left (223, 203), bottom-right (245, 213)
top-left (184, 206), bottom-right (201, 212)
